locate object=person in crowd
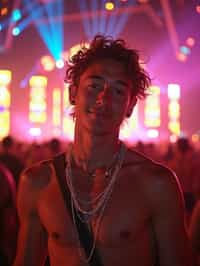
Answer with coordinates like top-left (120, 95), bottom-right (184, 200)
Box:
top-left (47, 138), bottom-right (62, 158)
top-left (165, 137), bottom-right (200, 223)
top-left (0, 163), bottom-right (18, 266)
top-left (13, 35), bottom-right (190, 266)
top-left (189, 200), bottom-right (200, 266)
top-left (24, 142), bottom-right (47, 167)
top-left (0, 136), bottom-right (24, 187)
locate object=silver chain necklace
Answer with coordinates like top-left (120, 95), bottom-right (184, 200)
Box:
top-left (65, 143), bottom-right (126, 262)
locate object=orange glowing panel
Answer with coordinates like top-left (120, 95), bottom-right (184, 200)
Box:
top-left (0, 111), bottom-right (10, 139)
top-left (29, 75), bottom-right (47, 87)
top-left (52, 88), bottom-right (61, 127)
top-left (168, 121), bottom-right (180, 136)
top-left (144, 86), bottom-right (160, 128)
top-left (168, 83), bottom-right (181, 137)
top-left (0, 70), bottom-right (12, 85)
top-left (0, 86), bottom-right (10, 107)
top-left (0, 70), bottom-right (11, 140)
top-left (29, 75), bottom-right (47, 123)
top-left (168, 101), bottom-right (180, 119)
top-left (41, 55), bottom-right (55, 72)
top-left (1, 7), bottom-right (8, 16)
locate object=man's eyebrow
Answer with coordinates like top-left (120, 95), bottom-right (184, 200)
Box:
top-left (115, 80), bottom-right (129, 87)
top-left (86, 75), bottom-right (129, 87)
top-left (86, 75), bottom-right (104, 81)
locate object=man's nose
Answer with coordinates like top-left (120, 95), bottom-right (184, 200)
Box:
top-left (96, 84), bottom-right (111, 105)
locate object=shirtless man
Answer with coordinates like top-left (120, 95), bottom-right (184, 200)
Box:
top-left (13, 35), bottom-right (190, 266)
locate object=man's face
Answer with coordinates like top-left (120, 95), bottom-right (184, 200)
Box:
top-left (71, 58), bottom-right (137, 135)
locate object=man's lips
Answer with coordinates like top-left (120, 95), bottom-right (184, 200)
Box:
top-left (87, 108), bottom-right (110, 117)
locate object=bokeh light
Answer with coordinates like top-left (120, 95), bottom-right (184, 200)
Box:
top-left (105, 1), bottom-right (115, 11)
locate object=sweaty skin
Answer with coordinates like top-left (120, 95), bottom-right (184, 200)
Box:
top-left (14, 58), bottom-right (190, 266)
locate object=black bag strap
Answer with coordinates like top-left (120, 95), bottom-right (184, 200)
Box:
top-left (52, 153), bottom-right (103, 266)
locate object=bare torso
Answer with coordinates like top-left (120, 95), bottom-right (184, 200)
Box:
top-left (14, 147), bottom-right (189, 266)
top-left (39, 151), bottom-right (156, 266)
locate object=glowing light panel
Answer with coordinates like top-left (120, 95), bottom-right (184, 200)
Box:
top-left (0, 70), bottom-right (11, 140)
top-left (167, 83), bottom-right (181, 137)
top-left (144, 86), bottom-right (160, 128)
top-left (52, 88), bottom-right (61, 129)
top-left (29, 76), bottom-right (47, 124)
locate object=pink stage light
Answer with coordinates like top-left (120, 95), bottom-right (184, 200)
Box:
top-left (29, 127), bottom-right (41, 137)
top-left (147, 129), bottom-right (159, 139)
top-left (186, 37), bottom-right (195, 47)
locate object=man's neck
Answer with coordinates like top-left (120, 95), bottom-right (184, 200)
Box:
top-left (72, 128), bottom-right (120, 174)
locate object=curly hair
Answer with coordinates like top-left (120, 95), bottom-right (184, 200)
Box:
top-left (65, 35), bottom-right (151, 103)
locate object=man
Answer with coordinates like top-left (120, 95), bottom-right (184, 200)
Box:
top-left (13, 35), bottom-right (190, 266)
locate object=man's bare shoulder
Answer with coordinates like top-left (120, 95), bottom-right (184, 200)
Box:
top-left (17, 159), bottom-right (53, 218)
top-left (125, 146), bottom-right (183, 203)
top-left (20, 159), bottom-right (53, 189)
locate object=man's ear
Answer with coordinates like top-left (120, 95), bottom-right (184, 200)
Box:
top-left (69, 85), bottom-right (77, 105)
top-left (126, 97), bottom-right (137, 118)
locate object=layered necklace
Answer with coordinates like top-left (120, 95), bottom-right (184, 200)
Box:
top-left (65, 142), bottom-right (126, 262)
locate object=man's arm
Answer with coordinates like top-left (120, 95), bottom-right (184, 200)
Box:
top-left (148, 165), bottom-right (191, 266)
top-left (13, 164), bottom-right (48, 266)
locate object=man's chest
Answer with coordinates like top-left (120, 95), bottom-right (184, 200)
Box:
top-left (38, 174), bottom-right (152, 248)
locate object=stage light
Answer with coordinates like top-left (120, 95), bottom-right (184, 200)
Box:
top-left (168, 84), bottom-right (181, 137)
top-left (105, 1), bottom-right (115, 11)
top-left (0, 24), bottom-right (2, 31)
top-left (170, 134), bottom-right (177, 143)
top-left (0, 70), bottom-right (12, 85)
top-left (29, 127), bottom-right (41, 137)
top-left (176, 51), bottom-right (187, 62)
top-left (168, 84), bottom-right (180, 100)
top-left (186, 37), bottom-right (195, 47)
top-left (147, 129), bottom-right (159, 139)
top-left (168, 121), bottom-right (180, 136)
top-left (0, 7), bottom-right (8, 16)
top-left (12, 9), bottom-right (22, 22)
top-left (41, 55), bottom-right (55, 71)
top-left (144, 86), bottom-right (161, 128)
top-left (29, 76), bottom-right (47, 124)
top-left (0, 69), bottom-right (11, 140)
top-left (192, 134), bottom-right (199, 143)
top-left (29, 76), bottom-right (47, 87)
top-left (179, 45), bottom-right (191, 55)
top-left (12, 27), bottom-right (20, 36)
top-left (196, 4), bottom-right (200, 14)
top-left (25, 0), bottom-right (64, 63)
top-left (52, 88), bottom-right (61, 129)
top-left (55, 59), bottom-right (64, 69)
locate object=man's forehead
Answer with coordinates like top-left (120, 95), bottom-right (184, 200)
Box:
top-left (80, 59), bottom-right (131, 83)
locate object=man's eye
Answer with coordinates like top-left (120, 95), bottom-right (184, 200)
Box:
top-left (87, 84), bottom-right (99, 90)
top-left (115, 88), bottom-right (124, 95)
